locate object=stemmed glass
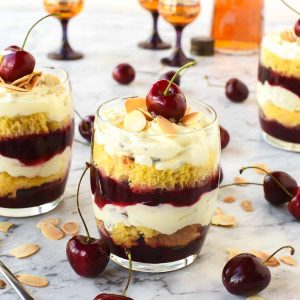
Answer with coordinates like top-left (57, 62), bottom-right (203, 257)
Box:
top-left (159, 0), bottom-right (200, 66)
top-left (44, 0), bottom-right (84, 60)
top-left (138, 0), bottom-right (171, 50)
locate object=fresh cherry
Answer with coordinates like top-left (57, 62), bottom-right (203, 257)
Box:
top-left (220, 126), bottom-right (230, 150)
top-left (225, 78), bottom-right (249, 103)
top-left (160, 71), bottom-right (180, 86)
top-left (222, 246), bottom-right (295, 296)
top-left (288, 188), bottom-right (300, 219)
top-left (93, 295), bottom-right (133, 300)
top-left (66, 164), bottom-right (110, 278)
top-left (113, 63), bottom-right (135, 85)
top-left (295, 19), bottom-right (300, 37)
top-left (219, 167), bottom-right (224, 184)
top-left (146, 62), bottom-right (194, 122)
top-left (79, 115), bottom-right (95, 143)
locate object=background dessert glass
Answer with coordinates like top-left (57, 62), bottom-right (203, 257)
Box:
top-left (44, 0), bottom-right (84, 60)
top-left (138, 0), bottom-right (171, 50)
top-left (257, 30), bottom-right (300, 152)
top-left (0, 67), bottom-right (74, 217)
top-left (91, 97), bottom-right (220, 272)
top-left (158, 0), bottom-right (200, 67)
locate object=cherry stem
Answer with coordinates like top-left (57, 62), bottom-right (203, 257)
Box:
top-left (163, 61), bottom-right (195, 96)
top-left (204, 75), bottom-right (224, 88)
top-left (74, 109), bottom-right (83, 121)
top-left (76, 162), bottom-right (91, 242)
top-left (122, 250), bottom-right (132, 296)
top-left (220, 182), bottom-right (263, 189)
top-left (22, 14), bottom-right (59, 50)
top-left (240, 166), bottom-right (294, 198)
top-left (280, 0), bottom-right (300, 15)
top-left (263, 245), bottom-right (295, 265)
top-left (75, 139), bottom-right (89, 146)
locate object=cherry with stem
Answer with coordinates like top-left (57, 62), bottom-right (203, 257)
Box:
top-left (280, 0), bottom-right (300, 37)
top-left (74, 109), bottom-right (95, 143)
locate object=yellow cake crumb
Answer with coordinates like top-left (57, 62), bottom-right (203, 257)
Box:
top-left (260, 102), bottom-right (300, 127)
top-left (93, 144), bottom-right (218, 190)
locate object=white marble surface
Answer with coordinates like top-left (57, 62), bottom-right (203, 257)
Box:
top-left (0, 1), bottom-right (300, 300)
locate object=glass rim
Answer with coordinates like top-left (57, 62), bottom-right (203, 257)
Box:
top-left (96, 96), bottom-right (218, 136)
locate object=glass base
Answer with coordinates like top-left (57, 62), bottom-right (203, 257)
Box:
top-left (138, 40), bottom-right (171, 50)
top-left (262, 132), bottom-right (300, 152)
top-left (111, 253), bottom-right (197, 273)
top-left (0, 197), bottom-right (63, 218)
top-left (48, 50), bottom-right (83, 61)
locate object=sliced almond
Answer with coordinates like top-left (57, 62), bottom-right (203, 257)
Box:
top-left (181, 112), bottom-right (202, 126)
top-left (251, 251), bottom-right (280, 267)
top-left (0, 222), bottom-right (14, 233)
top-left (43, 73), bottom-right (61, 88)
top-left (247, 296), bottom-right (264, 300)
top-left (223, 196), bottom-right (236, 203)
top-left (226, 248), bottom-right (243, 260)
top-left (124, 110), bottom-right (147, 132)
top-left (125, 97), bottom-right (147, 113)
top-left (0, 279), bottom-right (6, 289)
top-left (10, 244), bottom-right (40, 259)
top-left (36, 217), bottom-right (60, 229)
top-left (253, 163), bottom-right (270, 174)
top-left (280, 256), bottom-right (297, 266)
top-left (234, 176), bottom-right (248, 184)
top-left (156, 116), bottom-right (177, 134)
top-left (214, 207), bottom-right (224, 215)
top-left (41, 223), bottom-right (64, 240)
top-left (211, 215), bottom-right (236, 227)
top-left (241, 200), bottom-right (254, 212)
top-left (16, 274), bottom-right (48, 287)
top-left (11, 73), bottom-right (34, 86)
top-left (137, 108), bottom-right (153, 121)
top-left (61, 222), bottom-right (79, 236)
top-left (280, 30), bottom-right (296, 42)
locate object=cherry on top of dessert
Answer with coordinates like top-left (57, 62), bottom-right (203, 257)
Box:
top-left (280, 0), bottom-right (300, 37)
top-left (146, 62), bottom-right (195, 123)
top-left (0, 14), bottom-right (56, 83)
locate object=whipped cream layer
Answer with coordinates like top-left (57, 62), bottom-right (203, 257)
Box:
top-left (0, 147), bottom-right (71, 178)
top-left (262, 29), bottom-right (300, 60)
top-left (257, 82), bottom-right (300, 112)
top-left (0, 73), bottom-right (72, 122)
top-left (93, 189), bottom-right (218, 235)
top-left (94, 107), bottom-right (219, 170)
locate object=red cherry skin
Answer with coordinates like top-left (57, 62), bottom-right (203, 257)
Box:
top-left (225, 78), bottom-right (249, 103)
top-left (263, 171), bottom-right (298, 205)
top-left (0, 47), bottom-right (35, 83)
top-left (220, 126), bottom-right (230, 149)
top-left (146, 80), bottom-right (186, 122)
top-left (79, 115), bottom-right (95, 143)
top-left (66, 235), bottom-right (110, 278)
top-left (288, 188), bottom-right (300, 219)
top-left (94, 294), bottom-right (133, 300)
top-left (160, 71), bottom-right (180, 86)
top-left (113, 63), bottom-right (135, 85)
top-left (222, 253), bottom-right (271, 296)
top-left (219, 167), bottom-right (224, 183)
top-left (294, 19), bottom-right (300, 37)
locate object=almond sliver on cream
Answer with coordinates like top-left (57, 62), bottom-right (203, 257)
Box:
top-left (124, 110), bottom-right (147, 132)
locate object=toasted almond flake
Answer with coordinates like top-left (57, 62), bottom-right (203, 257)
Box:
top-left (0, 279), bottom-right (6, 289)
top-left (137, 108), bottom-right (153, 121)
top-left (16, 274), bottom-right (48, 287)
top-left (181, 112), bottom-right (202, 126)
top-left (214, 207), bottom-right (224, 215)
top-left (280, 256), bottom-right (297, 266)
top-left (10, 244), bottom-right (40, 259)
top-left (280, 30), bottom-right (296, 42)
top-left (124, 110), bottom-right (147, 132)
top-left (241, 200), bottom-right (254, 212)
top-left (36, 217), bottom-right (60, 229)
top-left (251, 251), bottom-right (280, 267)
top-left (184, 106), bottom-right (191, 115)
top-left (61, 222), bottom-right (79, 236)
top-left (223, 196), bottom-right (236, 203)
top-left (156, 116), bottom-right (177, 134)
top-left (43, 73), bottom-right (61, 88)
top-left (12, 73), bottom-right (34, 86)
top-left (41, 223), bottom-right (64, 240)
top-left (247, 296), bottom-right (264, 300)
top-left (125, 97), bottom-right (147, 113)
top-left (226, 248), bottom-right (243, 260)
top-left (253, 163), bottom-right (270, 174)
top-left (211, 215), bottom-right (236, 227)
top-left (234, 176), bottom-right (248, 184)
top-left (0, 222), bottom-right (14, 233)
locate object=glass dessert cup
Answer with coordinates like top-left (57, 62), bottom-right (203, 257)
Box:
top-left (0, 67), bottom-right (74, 217)
top-left (91, 97), bottom-right (220, 273)
top-left (257, 30), bottom-right (300, 152)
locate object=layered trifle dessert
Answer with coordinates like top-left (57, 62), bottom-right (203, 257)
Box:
top-left (257, 29), bottom-right (300, 151)
top-left (91, 94), bottom-right (220, 272)
top-left (0, 67), bottom-right (74, 217)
